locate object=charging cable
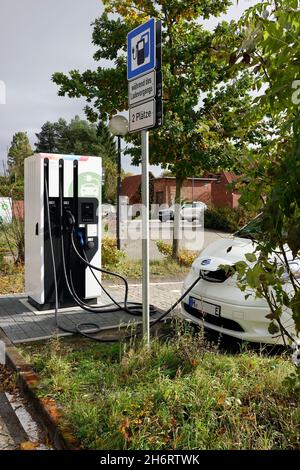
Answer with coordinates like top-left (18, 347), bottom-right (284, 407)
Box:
top-left (45, 172), bottom-right (202, 342)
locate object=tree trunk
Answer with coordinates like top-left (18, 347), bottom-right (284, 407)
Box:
top-left (172, 176), bottom-right (183, 260)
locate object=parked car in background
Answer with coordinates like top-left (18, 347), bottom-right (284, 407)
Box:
top-left (159, 201), bottom-right (207, 222)
top-left (181, 218), bottom-right (297, 345)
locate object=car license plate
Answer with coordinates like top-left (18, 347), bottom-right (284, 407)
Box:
top-left (189, 297), bottom-right (221, 317)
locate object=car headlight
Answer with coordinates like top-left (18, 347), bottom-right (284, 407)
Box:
top-left (282, 260), bottom-right (300, 282)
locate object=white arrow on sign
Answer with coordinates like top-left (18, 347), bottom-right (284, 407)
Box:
top-left (129, 99), bottom-right (156, 132)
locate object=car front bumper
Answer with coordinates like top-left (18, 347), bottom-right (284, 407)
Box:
top-left (180, 294), bottom-right (295, 345)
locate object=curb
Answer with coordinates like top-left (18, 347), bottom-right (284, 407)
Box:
top-left (0, 330), bottom-right (80, 450)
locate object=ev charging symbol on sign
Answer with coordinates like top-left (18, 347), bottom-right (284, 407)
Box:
top-left (132, 29), bottom-right (150, 68)
top-left (127, 18), bottom-right (156, 80)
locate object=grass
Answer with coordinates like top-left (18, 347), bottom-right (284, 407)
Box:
top-left (0, 229), bottom-right (8, 252)
top-left (0, 223), bottom-right (24, 294)
top-left (0, 262), bottom-right (24, 294)
top-left (104, 258), bottom-right (189, 282)
top-left (18, 327), bottom-right (300, 450)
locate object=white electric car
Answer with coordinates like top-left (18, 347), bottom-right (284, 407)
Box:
top-left (181, 220), bottom-right (297, 345)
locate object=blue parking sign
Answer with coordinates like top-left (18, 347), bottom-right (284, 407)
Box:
top-left (127, 18), bottom-right (156, 80)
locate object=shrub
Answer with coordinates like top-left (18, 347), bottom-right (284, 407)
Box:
top-left (0, 262), bottom-right (24, 294)
top-left (0, 219), bottom-right (24, 264)
top-left (0, 184), bottom-right (24, 199)
top-left (156, 240), bottom-right (198, 267)
top-left (102, 236), bottom-right (125, 268)
top-left (178, 248), bottom-right (198, 267)
top-left (156, 240), bottom-right (172, 257)
top-left (204, 206), bottom-right (256, 233)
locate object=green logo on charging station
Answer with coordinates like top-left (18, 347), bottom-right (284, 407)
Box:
top-left (68, 172), bottom-right (101, 198)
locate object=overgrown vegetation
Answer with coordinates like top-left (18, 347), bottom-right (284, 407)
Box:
top-left (1, 222), bottom-right (24, 264)
top-left (19, 331), bottom-right (300, 450)
top-left (0, 218), bottom-right (24, 264)
top-left (156, 240), bottom-right (198, 267)
top-left (102, 236), bottom-right (125, 267)
top-left (204, 206), bottom-right (256, 233)
top-left (0, 183), bottom-right (24, 199)
top-left (228, 0), bottom-right (300, 345)
top-left (0, 262), bottom-right (24, 295)
top-left (0, 216), bottom-right (25, 293)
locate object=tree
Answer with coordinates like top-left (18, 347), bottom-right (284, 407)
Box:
top-left (226, 0), bottom-right (300, 352)
top-left (7, 132), bottom-right (33, 182)
top-left (53, 0), bottom-right (258, 258)
top-left (35, 116), bottom-right (118, 202)
top-left (103, 158), bottom-right (117, 203)
top-left (34, 121), bottom-right (59, 153)
top-left (96, 120), bottom-right (118, 163)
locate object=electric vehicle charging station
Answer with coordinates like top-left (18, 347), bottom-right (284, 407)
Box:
top-left (25, 153), bottom-right (102, 310)
top-left (23, 151), bottom-right (201, 343)
top-left (24, 152), bottom-right (157, 340)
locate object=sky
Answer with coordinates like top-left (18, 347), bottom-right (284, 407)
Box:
top-left (0, 0), bottom-right (258, 176)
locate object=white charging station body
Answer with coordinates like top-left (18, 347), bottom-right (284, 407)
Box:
top-left (24, 153), bottom-right (102, 309)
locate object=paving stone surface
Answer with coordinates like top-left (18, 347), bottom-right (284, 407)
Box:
top-left (0, 282), bottom-right (183, 344)
top-left (0, 414), bottom-right (16, 450)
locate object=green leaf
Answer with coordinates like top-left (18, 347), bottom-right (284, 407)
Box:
top-left (291, 290), bottom-right (300, 333)
top-left (287, 226), bottom-right (300, 258)
top-left (245, 253), bottom-right (257, 263)
top-left (268, 322), bottom-right (280, 335)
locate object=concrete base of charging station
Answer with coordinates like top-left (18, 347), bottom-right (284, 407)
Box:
top-left (0, 294), bottom-right (164, 344)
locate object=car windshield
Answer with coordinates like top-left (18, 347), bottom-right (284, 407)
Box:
top-left (234, 214), bottom-right (262, 240)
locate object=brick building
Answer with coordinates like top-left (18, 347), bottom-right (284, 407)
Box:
top-left (210, 172), bottom-right (240, 209)
top-left (12, 200), bottom-right (24, 220)
top-left (121, 172), bottom-right (240, 208)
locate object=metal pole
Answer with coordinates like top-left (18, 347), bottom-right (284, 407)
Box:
top-left (192, 176), bottom-right (194, 202)
top-left (117, 136), bottom-right (121, 250)
top-left (141, 130), bottom-right (150, 345)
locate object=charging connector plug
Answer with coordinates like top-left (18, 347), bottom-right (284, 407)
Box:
top-left (76, 230), bottom-right (85, 247)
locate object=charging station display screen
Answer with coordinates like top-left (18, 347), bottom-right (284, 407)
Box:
top-left (81, 202), bottom-right (94, 223)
